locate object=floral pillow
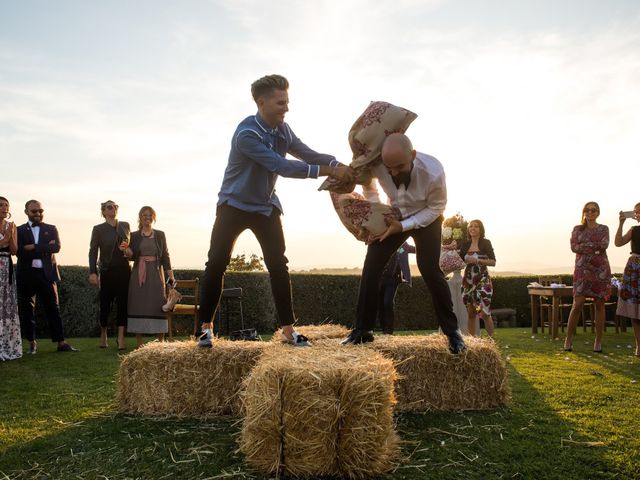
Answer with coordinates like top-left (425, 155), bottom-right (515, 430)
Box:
top-left (330, 191), bottom-right (401, 244)
top-left (319, 101), bottom-right (417, 193)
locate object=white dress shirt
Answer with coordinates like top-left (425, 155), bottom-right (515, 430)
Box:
top-left (363, 151), bottom-right (447, 232)
top-left (29, 222), bottom-right (43, 268)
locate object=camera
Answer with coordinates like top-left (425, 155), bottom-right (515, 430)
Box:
top-left (622, 211), bottom-right (636, 219)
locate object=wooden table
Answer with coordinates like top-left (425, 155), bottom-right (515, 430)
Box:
top-left (528, 286), bottom-right (574, 339)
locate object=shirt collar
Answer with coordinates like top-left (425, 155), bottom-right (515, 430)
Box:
top-left (254, 113), bottom-right (282, 137)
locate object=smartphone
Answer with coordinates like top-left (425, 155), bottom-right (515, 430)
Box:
top-left (623, 211), bottom-right (636, 219)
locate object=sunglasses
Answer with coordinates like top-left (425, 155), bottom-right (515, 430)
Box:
top-left (104, 204), bottom-right (119, 210)
top-left (584, 208), bottom-right (598, 213)
top-left (30, 209), bottom-right (44, 214)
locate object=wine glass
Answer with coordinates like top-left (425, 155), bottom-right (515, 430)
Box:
top-left (117, 225), bottom-right (130, 258)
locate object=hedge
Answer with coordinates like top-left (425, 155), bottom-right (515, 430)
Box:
top-left (27, 266), bottom-right (571, 338)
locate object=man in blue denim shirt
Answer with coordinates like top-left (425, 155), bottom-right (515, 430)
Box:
top-left (198, 74), bottom-right (352, 348)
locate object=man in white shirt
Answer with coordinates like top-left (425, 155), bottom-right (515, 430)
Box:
top-left (341, 133), bottom-right (466, 353)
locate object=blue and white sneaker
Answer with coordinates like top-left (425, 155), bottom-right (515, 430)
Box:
top-left (198, 329), bottom-right (213, 348)
top-left (282, 331), bottom-right (312, 347)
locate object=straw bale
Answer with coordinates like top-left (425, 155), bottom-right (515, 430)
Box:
top-left (116, 339), bottom-right (273, 417)
top-left (271, 323), bottom-right (351, 342)
top-left (240, 344), bottom-right (400, 478)
top-left (365, 334), bottom-right (510, 412)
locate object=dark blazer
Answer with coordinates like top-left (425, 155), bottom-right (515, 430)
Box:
top-left (458, 238), bottom-right (496, 261)
top-left (88, 221), bottom-right (131, 274)
top-left (129, 229), bottom-right (172, 273)
top-left (16, 222), bottom-right (61, 283)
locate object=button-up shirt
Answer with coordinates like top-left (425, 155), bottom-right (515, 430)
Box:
top-left (29, 221), bottom-right (43, 268)
top-left (364, 151), bottom-right (447, 231)
top-left (217, 113), bottom-right (338, 216)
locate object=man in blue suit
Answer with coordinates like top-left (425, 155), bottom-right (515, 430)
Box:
top-left (16, 200), bottom-right (77, 353)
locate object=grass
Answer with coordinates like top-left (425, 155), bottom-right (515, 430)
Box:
top-left (1, 328), bottom-right (639, 479)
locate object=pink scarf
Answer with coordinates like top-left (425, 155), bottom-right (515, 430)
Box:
top-left (137, 256), bottom-right (157, 286)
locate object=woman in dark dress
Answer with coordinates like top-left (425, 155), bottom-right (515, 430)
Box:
top-left (458, 219), bottom-right (496, 337)
top-left (563, 201), bottom-right (611, 353)
top-left (615, 202), bottom-right (640, 357)
top-left (124, 206), bottom-right (175, 349)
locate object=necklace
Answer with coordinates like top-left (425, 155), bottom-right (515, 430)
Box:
top-left (141, 229), bottom-right (153, 238)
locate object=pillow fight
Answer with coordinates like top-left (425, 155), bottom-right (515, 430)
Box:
top-left (1, 74), bottom-right (639, 362)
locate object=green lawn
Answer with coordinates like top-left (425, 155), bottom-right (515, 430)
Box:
top-left (1, 328), bottom-right (639, 479)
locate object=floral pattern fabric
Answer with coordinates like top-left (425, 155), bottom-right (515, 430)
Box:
top-left (325, 101), bottom-right (416, 242)
top-left (330, 191), bottom-right (400, 243)
top-left (617, 255), bottom-right (640, 320)
top-left (570, 224), bottom-right (611, 299)
top-left (319, 101), bottom-right (417, 193)
top-left (0, 254), bottom-right (22, 361)
top-left (439, 242), bottom-right (466, 275)
top-left (461, 263), bottom-right (493, 315)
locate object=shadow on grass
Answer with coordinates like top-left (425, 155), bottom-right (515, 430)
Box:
top-left (391, 364), bottom-right (627, 480)
top-left (0, 413), bottom-right (255, 480)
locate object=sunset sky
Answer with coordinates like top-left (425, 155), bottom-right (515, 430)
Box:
top-left (2, 0), bottom-right (640, 273)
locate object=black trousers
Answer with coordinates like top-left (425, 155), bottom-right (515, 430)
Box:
top-left (99, 265), bottom-right (130, 327)
top-left (356, 216), bottom-right (458, 335)
top-left (377, 280), bottom-right (400, 334)
top-left (199, 204), bottom-right (295, 328)
top-left (16, 268), bottom-right (65, 342)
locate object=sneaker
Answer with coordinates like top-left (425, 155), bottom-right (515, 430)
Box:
top-left (198, 329), bottom-right (213, 348)
top-left (28, 342), bottom-right (37, 354)
top-left (282, 331), bottom-right (312, 347)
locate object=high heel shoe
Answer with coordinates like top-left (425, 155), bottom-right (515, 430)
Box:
top-left (563, 345), bottom-right (573, 352)
top-left (593, 349), bottom-right (603, 353)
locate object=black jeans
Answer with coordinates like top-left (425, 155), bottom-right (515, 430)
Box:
top-left (99, 265), bottom-right (131, 327)
top-left (199, 204), bottom-right (295, 328)
top-left (356, 216), bottom-right (458, 335)
top-left (377, 280), bottom-right (400, 334)
top-left (16, 268), bottom-right (65, 342)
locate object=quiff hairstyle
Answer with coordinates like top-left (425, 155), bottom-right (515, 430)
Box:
top-left (251, 74), bottom-right (289, 102)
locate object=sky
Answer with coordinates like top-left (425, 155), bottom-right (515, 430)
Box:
top-left (1, 0), bottom-right (640, 273)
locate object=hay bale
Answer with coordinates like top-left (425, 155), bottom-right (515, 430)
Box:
top-left (240, 344), bottom-right (399, 478)
top-left (116, 339), bottom-right (273, 417)
top-left (271, 323), bottom-right (351, 342)
top-left (365, 334), bottom-right (510, 412)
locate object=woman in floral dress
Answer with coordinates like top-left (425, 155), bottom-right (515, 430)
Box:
top-left (0, 196), bottom-right (22, 361)
top-left (563, 201), bottom-right (611, 353)
top-left (614, 202), bottom-right (640, 357)
top-left (458, 219), bottom-right (496, 337)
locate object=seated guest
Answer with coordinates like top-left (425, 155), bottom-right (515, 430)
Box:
top-left (124, 206), bottom-right (175, 349)
top-left (16, 200), bottom-right (77, 353)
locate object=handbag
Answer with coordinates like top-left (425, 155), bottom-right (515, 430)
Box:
top-left (439, 247), bottom-right (466, 275)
